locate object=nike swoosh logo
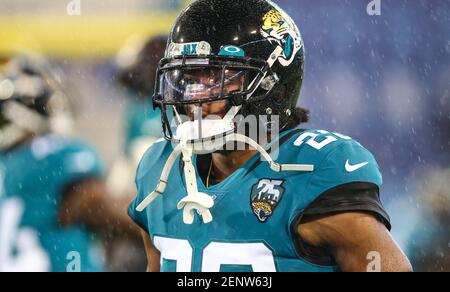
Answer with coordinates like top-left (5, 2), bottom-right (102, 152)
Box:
top-left (345, 160), bottom-right (369, 172)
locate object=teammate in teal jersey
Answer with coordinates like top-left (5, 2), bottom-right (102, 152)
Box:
top-left (0, 56), bottom-right (138, 272)
top-left (116, 35), bottom-right (167, 159)
top-left (128, 0), bottom-right (412, 272)
top-left (105, 36), bottom-right (168, 271)
top-left (109, 36), bottom-right (168, 200)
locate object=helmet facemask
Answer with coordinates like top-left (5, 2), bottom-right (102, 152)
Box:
top-left (154, 51), bottom-right (284, 153)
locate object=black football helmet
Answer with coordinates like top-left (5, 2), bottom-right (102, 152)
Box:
top-left (153, 0), bottom-right (305, 142)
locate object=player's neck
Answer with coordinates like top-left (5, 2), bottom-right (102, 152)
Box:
top-left (211, 149), bottom-right (257, 182)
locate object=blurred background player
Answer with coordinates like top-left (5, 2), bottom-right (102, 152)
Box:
top-left (407, 168), bottom-right (450, 272)
top-left (0, 55), bottom-right (138, 272)
top-left (103, 35), bottom-right (167, 271)
top-left (405, 105), bottom-right (450, 272)
top-left (108, 35), bottom-right (167, 196)
top-left (117, 35), bottom-right (167, 163)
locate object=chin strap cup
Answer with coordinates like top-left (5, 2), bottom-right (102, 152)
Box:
top-left (178, 201), bottom-right (214, 224)
top-left (177, 141), bottom-right (215, 224)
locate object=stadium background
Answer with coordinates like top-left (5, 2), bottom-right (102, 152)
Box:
top-left (0, 0), bottom-right (449, 271)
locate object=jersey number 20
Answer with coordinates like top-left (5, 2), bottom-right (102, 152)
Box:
top-left (154, 236), bottom-right (277, 272)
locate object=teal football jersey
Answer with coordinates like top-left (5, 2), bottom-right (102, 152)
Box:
top-left (0, 134), bottom-right (104, 272)
top-left (129, 129), bottom-right (382, 272)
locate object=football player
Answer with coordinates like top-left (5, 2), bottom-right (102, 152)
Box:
top-left (128, 0), bottom-right (412, 272)
top-left (0, 56), bottom-right (137, 272)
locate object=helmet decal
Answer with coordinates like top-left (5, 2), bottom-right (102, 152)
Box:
top-left (218, 45), bottom-right (245, 57)
top-left (261, 9), bottom-right (303, 67)
top-left (167, 41), bottom-right (212, 57)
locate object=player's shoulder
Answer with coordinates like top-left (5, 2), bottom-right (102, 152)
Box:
top-left (29, 135), bottom-right (104, 178)
top-left (279, 128), bottom-right (382, 189)
top-left (136, 137), bottom-right (174, 181)
top-left (278, 128), bottom-right (376, 164)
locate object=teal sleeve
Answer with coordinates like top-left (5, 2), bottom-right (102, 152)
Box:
top-left (127, 139), bottom-right (174, 233)
top-left (128, 155), bottom-right (149, 233)
top-left (127, 145), bottom-right (156, 233)
top-left (305, 140), bottom-right (382, 202)
top-left (128, 195), bottom-right (149, 233)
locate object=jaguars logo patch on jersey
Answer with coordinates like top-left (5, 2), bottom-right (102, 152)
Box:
top-left (250, 178), bottom-right (285, 222)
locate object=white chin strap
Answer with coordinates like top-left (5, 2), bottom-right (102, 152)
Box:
top-left (135, 132), bottom-right (314, 225)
